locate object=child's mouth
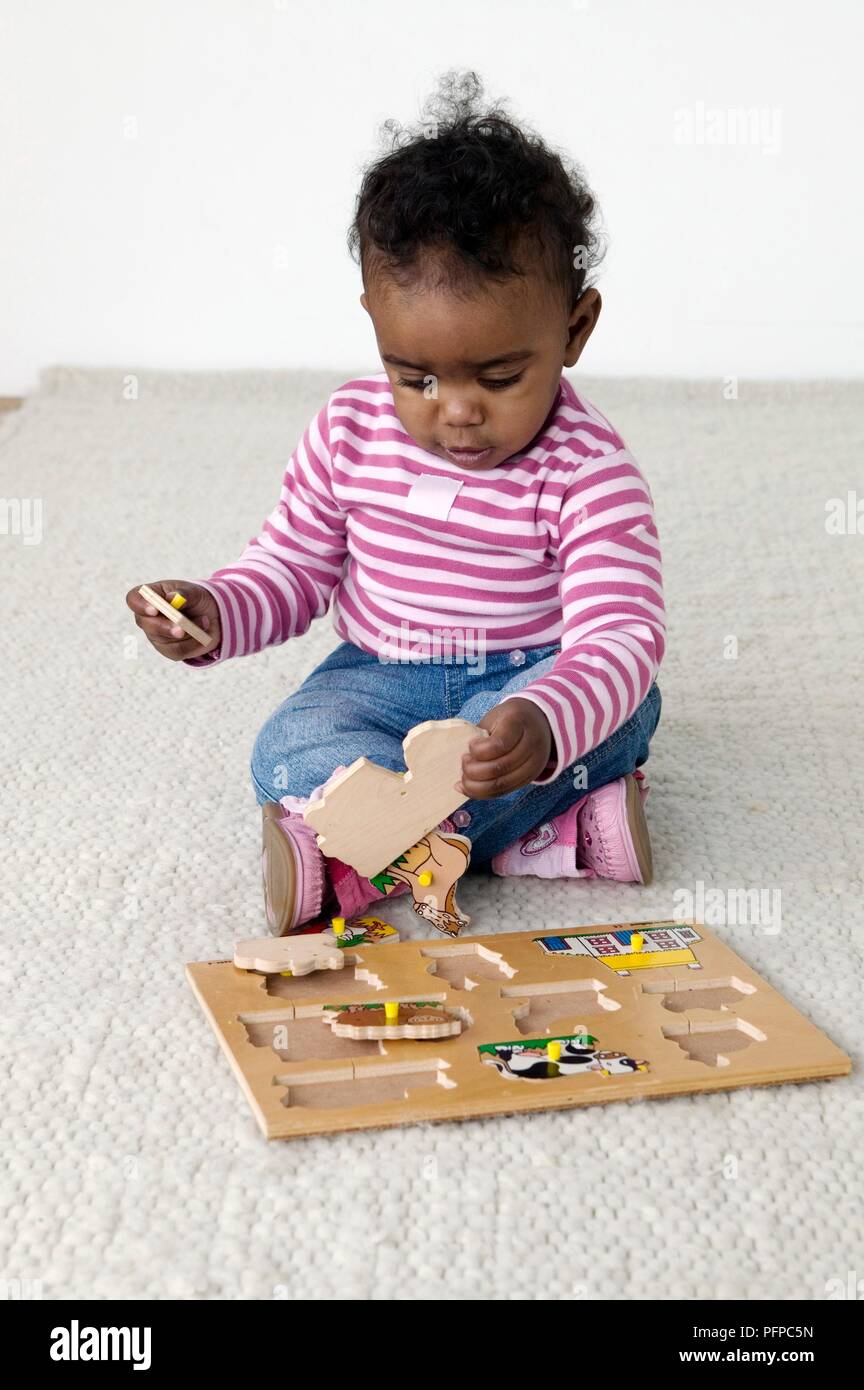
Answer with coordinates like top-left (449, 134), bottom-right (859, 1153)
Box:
top-left (441, 445), bottom-right (494, 465)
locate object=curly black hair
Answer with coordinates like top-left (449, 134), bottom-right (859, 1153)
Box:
top-left (347, 71), bottom-right (604, 312)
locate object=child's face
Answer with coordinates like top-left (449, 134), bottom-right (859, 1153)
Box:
top-left (361, 256), bottom-right (601, 471)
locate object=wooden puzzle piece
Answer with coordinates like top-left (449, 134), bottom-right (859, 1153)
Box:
top-left (534, 924), bottom-right (703, 974)
top-left (303, 718), bottom-right (485, 877)
top-left (478, 1033), bottom-right (649, 1081)
top-left (320, 917), bottom-right (400, 948)
top-left (233, 936), bottom-right (345, 975)
top-left (323, 1001), bottom-right (463, 1041)
top-left (382, 830), bottom-right (471, 937)
top-left (138, 584), bottom-right (216, 650)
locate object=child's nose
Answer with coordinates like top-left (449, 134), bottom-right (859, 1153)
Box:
top-left (439, 394), bottom-right (484, 425)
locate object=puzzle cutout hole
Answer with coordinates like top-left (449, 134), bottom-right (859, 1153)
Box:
top-left (502, 979), bottom-right (620, 1034)
top-left (662, 1018), bottom-right (767, 1068)
top-left (242, 1017), bottom-right (382, 1063)
top-left (265, 967), bottom-right (384, 1003)
top-left (421, 942), bottom-right (517, 990)
top-left (642, 974), bottom-right (756, 1014)
top-left (278, 1064), bottom-right (454, 1111)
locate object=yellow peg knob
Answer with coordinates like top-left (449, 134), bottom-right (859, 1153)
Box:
top-left (170, 592), bottom-right (187, 609)
top-left (417, 871), bottom-right (433, 887)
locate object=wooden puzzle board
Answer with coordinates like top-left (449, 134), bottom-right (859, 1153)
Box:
top-left (186, 921), bottom-right (850, 1140)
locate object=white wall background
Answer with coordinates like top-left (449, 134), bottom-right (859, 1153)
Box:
top-left (1, 0), bottom-right (862, 394)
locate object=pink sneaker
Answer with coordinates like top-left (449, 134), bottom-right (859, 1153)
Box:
top-left (576, 772), bottom-right (653, 884)
top-left (261, 801), bottom-right (328, 935)
top-left (491, 798), bottom-right (594, 880)
top-left (261, 788), bottom-right (419, 935)
top-left (491, 773), bottom-right (653, 886)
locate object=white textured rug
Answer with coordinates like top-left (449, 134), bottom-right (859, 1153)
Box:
top-left (2, 367), bottom-right (861, 1302)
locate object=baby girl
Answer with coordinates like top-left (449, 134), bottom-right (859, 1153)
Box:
top-left (126, 75), bottom-right (664, 935)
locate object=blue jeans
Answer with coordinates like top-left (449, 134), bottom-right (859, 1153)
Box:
top-left (250, 642), bottom-right (661, 866)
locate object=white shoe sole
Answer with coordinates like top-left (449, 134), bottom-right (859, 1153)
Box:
top-left (262, 802), bottom-right (300, 937)
top-left (624, 773), bottom-right (653, 885)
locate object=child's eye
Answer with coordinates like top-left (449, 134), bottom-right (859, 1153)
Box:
top-left (396, 377), bottom-right (432, 391)
top-left (479, 374), bottom-right (523, 390)
top-left (396, 373), bottom-right (524, 391)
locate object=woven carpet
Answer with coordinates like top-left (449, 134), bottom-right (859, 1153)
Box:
top-left (1, 367), bottom-right (861, 1300)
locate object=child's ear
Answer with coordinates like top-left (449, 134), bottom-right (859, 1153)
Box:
top-left (564, 288), bottom-right (602, 367)
top-left (360, 291), bottom-right (370, 316)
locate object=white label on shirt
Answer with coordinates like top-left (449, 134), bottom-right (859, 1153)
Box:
top-left (406, 473), bottom-right (463, 521)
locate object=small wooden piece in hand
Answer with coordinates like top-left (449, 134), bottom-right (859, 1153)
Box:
top-left (138, 584), bottom-right (215, 650)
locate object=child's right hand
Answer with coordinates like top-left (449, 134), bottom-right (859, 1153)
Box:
top-left (125, 581), bottom-right (221, 661)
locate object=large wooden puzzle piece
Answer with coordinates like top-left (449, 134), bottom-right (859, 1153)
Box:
top-left (186, 921), bottom-right (851, 1140)
top-left (302, 718), bottom-right (484, 876)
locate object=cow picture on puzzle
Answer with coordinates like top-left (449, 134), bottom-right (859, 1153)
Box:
top-left (478, 1033), bottom-right (649, 1081)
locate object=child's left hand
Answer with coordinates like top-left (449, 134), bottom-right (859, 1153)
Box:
top-left (459, 699), bottom-right (553, 799)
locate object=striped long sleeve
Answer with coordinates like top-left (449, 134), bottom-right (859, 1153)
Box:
top-left (188, 402), bottom-right (347, 664)
top-left (186, 373), bottom-right (665, 780)
top-left (501, 450), bottom-right (665, 781)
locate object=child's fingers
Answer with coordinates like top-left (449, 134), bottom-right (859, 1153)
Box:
top-left (127, 581), bottom-right (218, 656)
top-left (462, 728), bottom-right (528, 780)
top-left (466, 732), bottom-right (516, 762)
top-left (125, 586), bottom-right (159, 617)
top-left (152, 633), bottom-right (211, 662)
top-left (468, 716), bottom-right (522, 758)
top-left (132, 610), bottom-right (210, 654)
top-left (132, 607), bottom-right (188, 641)
top-left (460, 749), bottom-right (538, 799)
top-left (127, 582), bottom-right (186, 627)
top-left (461, 758), bottom-right (528, 795)
top-left (128, 580), bottom-right (206, 618)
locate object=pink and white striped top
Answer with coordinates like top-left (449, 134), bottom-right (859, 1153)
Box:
top-left (192, 373), bottom-right (665, 782)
